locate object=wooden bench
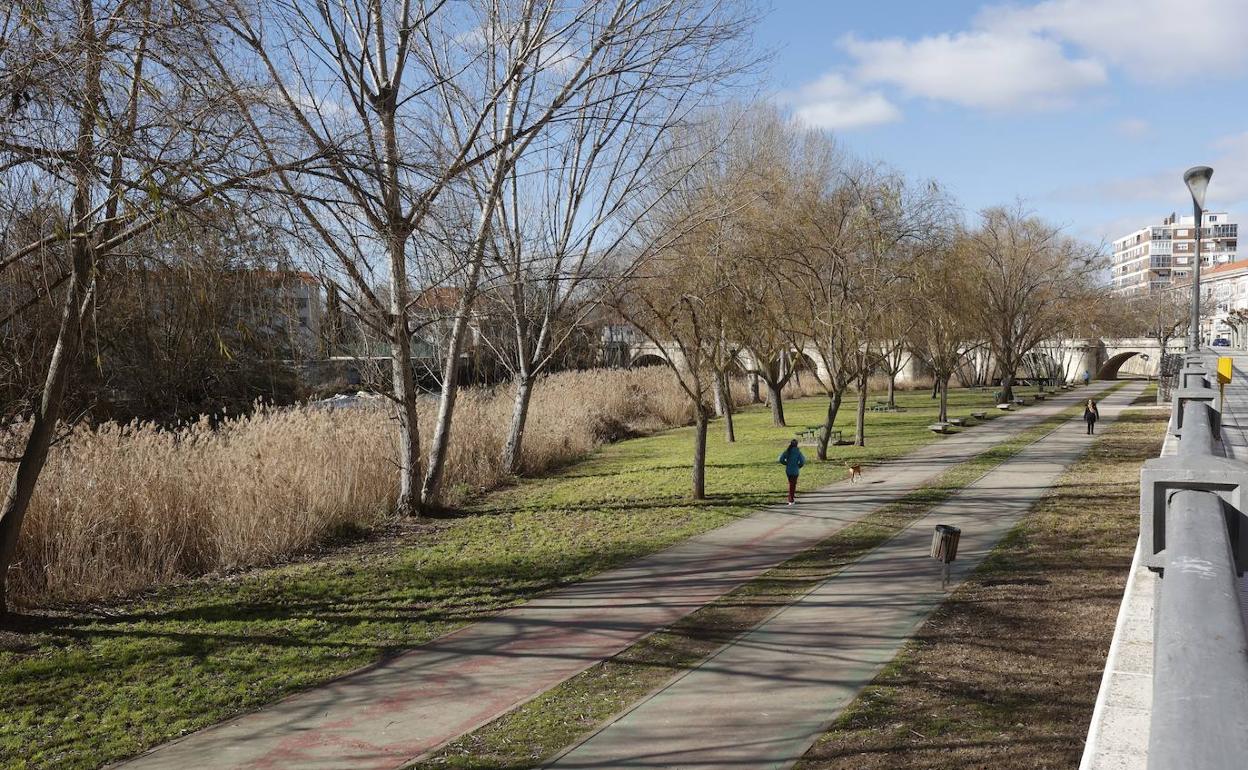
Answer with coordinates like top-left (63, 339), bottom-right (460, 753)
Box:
top-left (1013, 397), bottom-right (1027, 405)
top-left (1034, 393), bottom-right (1046, 401)
top-left (928, 422), bottom-right (953, 434)
top-left (948, 417), bottom-right (967, 427)
top-left (971, 411), bottom-right (987, 420)
top-left (997, 403), bottom-right (1013, 411)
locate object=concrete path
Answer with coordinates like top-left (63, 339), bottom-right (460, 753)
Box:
top-left (114, 386), bottom-right (1117, 770)
top-left (547, 383), bottom-right (1145, 770)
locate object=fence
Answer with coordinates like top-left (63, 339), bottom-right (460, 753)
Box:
top-left (1140, 355), bottom-right (1248, 769)
top-left (1156, 352), bottom-right (1182, 404)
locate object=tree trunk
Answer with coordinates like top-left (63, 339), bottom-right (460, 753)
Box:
top-left (390, 323), bottom-right (422, 517)
top-left (0, 238), bottom-right (94, 615)
top-left (421, 314), bottom-right (471, 507)
top-left (712, 373), bottom-right (726, 418)
top-left (720, 373), bottom-right (736, 443)
top-left (0, 6), bottom-right (112, 614)
top-left (501, 373), bottom-right (535, 475)
top-left (692, 407), bottom-right (709, 500)
top-left (421, 228), bottom-right (491, 507)
top-left (816, 390), bottom-right (843, 461)
top-left (765, 380), bottom-right (786, 427)
top-left (1000, 372), bottom-right (1015, 403)
top-left (750, 372), bottom-right (761, 403)
top-left (939, 374), bottom-right (950, 423)
top-left (887, 373), bottom-right (897, 408)
top-left (855, 370), bottom-right (868, 447)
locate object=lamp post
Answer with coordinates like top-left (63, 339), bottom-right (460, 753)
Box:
top-left (1184, 165), bottom-right (1214, 350)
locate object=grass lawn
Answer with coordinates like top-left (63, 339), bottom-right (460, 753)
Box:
top-left (0, 386), bottom-right (1025, 769)
top-left (793, 391), bottom-right (1166, 770)
top-left (408, 394), bottom-right (1109, 770)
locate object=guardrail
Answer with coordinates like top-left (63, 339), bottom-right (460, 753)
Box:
top-left (1140, 356), bottom-right (1248, 769)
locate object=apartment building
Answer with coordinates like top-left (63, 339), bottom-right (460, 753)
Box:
top-left (1173, 260), bottom-right (1248, 343)
top-left (1111, 211), bottom-right (1239, 296)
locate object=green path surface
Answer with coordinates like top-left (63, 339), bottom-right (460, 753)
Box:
top-left (0, 387), bottom-right (1030, 769)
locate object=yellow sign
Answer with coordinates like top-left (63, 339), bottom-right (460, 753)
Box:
top-left (1218, 356), bottom-right (1233, 385)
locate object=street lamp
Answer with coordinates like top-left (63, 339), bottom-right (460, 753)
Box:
top-left (1184, 165), bottom-right (1214, 350)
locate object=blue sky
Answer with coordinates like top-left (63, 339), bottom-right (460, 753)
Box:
top-left (753, 0), bottom-right (1248, 243)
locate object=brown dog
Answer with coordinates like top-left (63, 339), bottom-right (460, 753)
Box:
top-left (845, 463), bottom-right (862, 483)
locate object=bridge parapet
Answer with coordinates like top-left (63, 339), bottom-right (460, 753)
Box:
top-left (1083, 353), bottom-right (1248, 770)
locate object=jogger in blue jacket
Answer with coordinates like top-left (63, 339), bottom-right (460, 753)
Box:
top-left (779, 439), bottom-right (806, 505)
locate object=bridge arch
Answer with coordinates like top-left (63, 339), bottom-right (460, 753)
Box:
top-left (1096, 350), bottom-right (1142, 380)
top-left (631, 353), bottom-right (668, 368)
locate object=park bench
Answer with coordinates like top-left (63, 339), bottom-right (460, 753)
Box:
top-left (971, 411), bottom-right (987, 420)
top-left (928, 422), bottom-right (953, 434)
top-left (1035, 393), bottom-right (1047, 401)
top-left (1013, 397), bottom-right (1027, 405)
top-left (948, 417), bottom-right (967, 427)
top-left (997, 403), bottom-right (1012, 411)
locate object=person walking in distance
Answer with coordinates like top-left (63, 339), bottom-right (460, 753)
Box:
top-left (1084, 398), bottom-right (1100, 435)
top-left (778, 438), bottom-right (806, 505)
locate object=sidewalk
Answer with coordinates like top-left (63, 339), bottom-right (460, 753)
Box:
top-left (547, 383), bottom-right (1145, 770)
top-left (115, 386), bottom-right (1116, 770)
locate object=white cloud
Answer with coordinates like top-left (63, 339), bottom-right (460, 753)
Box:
top-left (843, 30), bottom-right (1107, 110)
top-left (1115, 118), bottom-right (1151, 139)
top-left (783, 73), bottom-right (902, 131)
top-left (982, 0), bottom-right (1248, 84)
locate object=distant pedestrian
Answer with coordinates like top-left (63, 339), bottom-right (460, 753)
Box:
top-left (1082, 370), bottom-right (1091, 386)
top-left (778, 438), bottom-right (806, 505)
top-left (1084, 399), bottom-right (1100, 435)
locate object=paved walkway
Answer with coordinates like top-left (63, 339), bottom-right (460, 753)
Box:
top-left (115, 386), bottom-right (1118, 770)
top-left (548, 383), bottom-right (1145, 770)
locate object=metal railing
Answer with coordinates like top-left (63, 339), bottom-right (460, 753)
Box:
top-left (1142, 357), bottom-right (1248, 769)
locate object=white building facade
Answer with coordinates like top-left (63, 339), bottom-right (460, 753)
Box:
top-left (1111, 211), bottom-right (1239, 296)
top-left (1175, 260), bottom-right (1248, 344)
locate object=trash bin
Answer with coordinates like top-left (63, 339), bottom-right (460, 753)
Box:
top-left (930, 524), bottom-right (961, 562)
top-left (931, 524), bottom-right (961, 589)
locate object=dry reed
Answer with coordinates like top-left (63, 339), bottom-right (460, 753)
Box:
top-left (1, 367), bottom-right (720, 607)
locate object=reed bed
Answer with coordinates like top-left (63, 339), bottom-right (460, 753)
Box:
top-left (2, 367), bottom-right (727, 607)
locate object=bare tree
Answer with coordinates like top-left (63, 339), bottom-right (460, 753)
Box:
top-left (475, 13), bottom-right (751, 474)
top-left (910, 235), bottom-right (980, 423)
top-left (964, 206), bottom-right (1104, 402)
top-left (0, 0), bottom-right (303, 615)
top-left (611, 251), bottom-right (726, 499)
top-left (785, 170), bottom-right (863, 461)
top-left (214, 0), bottom-right (754, 510)
top-left (841, 172), bottom-right (945, 447)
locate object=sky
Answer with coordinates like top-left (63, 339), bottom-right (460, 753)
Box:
top-left (752, 0), bottom-right (1248, 244)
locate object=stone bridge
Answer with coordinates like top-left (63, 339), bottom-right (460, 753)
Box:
top-left (627, 337), bottom-right (1184, 385)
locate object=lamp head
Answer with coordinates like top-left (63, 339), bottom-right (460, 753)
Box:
top-left (1184, 165), bottom-right (1214, 209)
